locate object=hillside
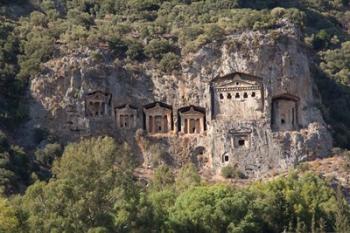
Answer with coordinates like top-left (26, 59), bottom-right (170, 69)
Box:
top-left (1, 0), bottom-right (350, 232)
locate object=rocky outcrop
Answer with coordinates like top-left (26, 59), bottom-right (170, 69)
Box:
top-left (27, 26), bottom-right (332, 177)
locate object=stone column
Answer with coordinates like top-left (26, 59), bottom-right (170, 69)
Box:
top-left (152, 115), bottom-right (156, 133)
top-left (133, 113), bottom-right (136, 128)
top-left (167, 113), bottom-right (171, 132)
top-left (145, 112), bottom-right (149, 132)
top-left (99, 102), bottom-right (102, 116)
top-left (181, 115), bottom-right (185, 133)
top-left (195, 118), bottom-right (200, 133)
top-left (187, 118), bottom-right (190, 134)
top-left (199, 117), bottom-right (204, 133)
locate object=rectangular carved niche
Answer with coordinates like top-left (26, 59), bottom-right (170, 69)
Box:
top-left (271, 94), bottom-right (299, 131)
top-left (229, 127), bottom-right (252, 150)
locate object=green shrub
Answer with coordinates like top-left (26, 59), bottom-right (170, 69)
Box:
top-left (34, 143), bottom-right (63, 167)
top-left (159, 52), bottom-right (180, 73)
top-left (149, 143), bottom-right (172, 167)
top-left (204, 24), bottom-right (225, 42)
top-left (313, 29), bottom-right (332, 49)
top-left (18, 31), bottom-right (55, 79)
top-left (0, 142), bottom-right (30, 195)
top-left (87, 227), bottom-right (109, 233)
top-left (296, 162), bottom-right (310, 172)
top-left (108, 36), bottom-right (128, 57)
top-left (126, 40), bottom-right (144, 60)
top-left (320, 41), bottom-right (350, 85)
top-left (144, 39), bottom-right (172, 59)
top-left (150, 165), bottom-right (175, 191)
top-left (271, 7), bottom-right (287, 18)
top-left (175, 163), bottom-right (200, 192)
top-left (91, 51), bottom-right (104, 61)
top-left (67, 9), bottom-right (94, 27)
top-left (178, 25), bottom-right (204, 47)
top-left (221, 165), bottom-right (246, 179)
top-left (0, 197), bottom-right (20, 232)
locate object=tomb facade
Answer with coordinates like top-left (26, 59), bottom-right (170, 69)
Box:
top-left (211, 73), bottom-right (264, 120)
top-left (271, 94), bottom-right (299, 131)
top-left (178, 106), bottom-right (206, 134)
top-left (143, 102), bottom-right (173, 134)
top-left (115, 104), bottom-right (138, 129)
top-left (85, 91), bottom-right (112, 117)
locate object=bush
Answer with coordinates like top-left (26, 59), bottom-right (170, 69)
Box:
top-left (144, 39), bottom-right (172, 59)
top-left (149, 144), bottom-right (172, 167)
top-left (150, 165), bottom-right (175, 191)
top-left (179, 25), bottom-right (204, 45)
top-left (204, 24), bottom-right (225, 42)
top-left (320, 41), bottom-right (350, 85)
top-left (91, 51), bottom-right (104, 61)
top-left (0, 142), bottom-right (30, 195)
top-left (313, 29), bottom-right (332, 49)
top-left (296, 162), bottom-right (310, 172)
top-left (0, 197), bottom-right (19, 232)
top-left (67, 9), bottom-right (94, 28)
top-left (126, 40), bottom-right (144, 60)
top-left (221, 165), bottom-right (246, 179)
top-left (108, 36), bottom-right (128, 57)
top-left (159, 52), bottom-right (180, 73)
top-left (271, 7), bottom-right (286, 17)
top-left (22, 137), bottom-right (137, 233)
top-left (18, 32), bottom-right (55, 79)
top-left (34, 143), bottom-right (63, 167)
top-left (87, 227), bottom-right (109, 233)
top-left (175, 163), bottom-right (200, 192)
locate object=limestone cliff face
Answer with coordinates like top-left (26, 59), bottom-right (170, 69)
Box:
top-left (28, 26), bottom-right (332, 177)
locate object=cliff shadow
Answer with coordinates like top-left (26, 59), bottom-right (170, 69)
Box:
top-left (312, 65), bottom-right (350, 149)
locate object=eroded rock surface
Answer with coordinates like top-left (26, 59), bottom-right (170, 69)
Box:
top-left (27, 27), bottom-right (332, 177)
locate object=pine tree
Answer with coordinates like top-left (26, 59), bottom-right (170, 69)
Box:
top-left (318, 217), bottom-right (326, 233)
top-left (334, 185), bottom-right (350, 233)
top-left (311, 213), bottom-right (317, 233)
top-left (296, 218), bottom-right (307, 233)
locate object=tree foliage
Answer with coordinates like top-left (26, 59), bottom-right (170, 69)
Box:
top-left (0, 146), bottom-right (348, 233)
top-left (20, 137), bottom-right (139, 233)
top-left (0, 197), bottom-right (19, 233)
top-left (0, 131), bottom-right (30, 195)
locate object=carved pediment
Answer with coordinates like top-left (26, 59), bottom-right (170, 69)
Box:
top-left (86, 91), bottom-right (111, 103)
top-left (144, 102), bottom-right (172, 114)
top-left (229, 127), bottom-right (252, 135)
top-left (212, 72), bottom-right (262, 92)
top-left (217, 79), bottom-right (257, 87)
top-left (179, 106), bottom-right (205, 117)
top-left (115, 104), bottom-right (138, 115)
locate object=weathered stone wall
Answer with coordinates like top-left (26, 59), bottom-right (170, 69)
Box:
top-left (26, 27), bottom-right (333, 177)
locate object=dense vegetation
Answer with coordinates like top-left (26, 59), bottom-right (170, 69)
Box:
top-left (0, 136), bottom-right (349, 233)
top-left (1, 1), bottom-right (350, 232)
